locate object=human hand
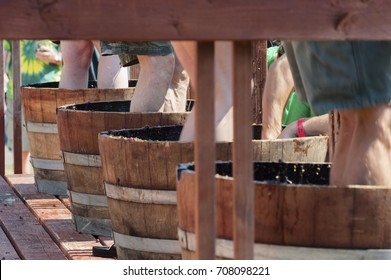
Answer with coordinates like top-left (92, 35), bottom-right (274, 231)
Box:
top-left (278, 115), bottom-right (329, 139)
top-left (278, 121), bottom-right (299, 139)
top-left (36, 44), bottom-right (62, 64)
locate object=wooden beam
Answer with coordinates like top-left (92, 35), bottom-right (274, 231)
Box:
top-left (195, 42), bottom-right (215, 259)
top-left (233, 41), bottom-right (254, 259)
top-left (0, 0), bottom-right (391, 40)
top-left (251, 40), bottom-right (267, 124)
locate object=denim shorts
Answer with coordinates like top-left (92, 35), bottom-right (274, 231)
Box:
top-left (284, 41), bottom-right (391, 115)
top-left (101, 41), bottom-right (173, 67)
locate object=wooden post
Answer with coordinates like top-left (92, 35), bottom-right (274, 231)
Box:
top-left (129, 64), bottom-right (140, 80)
top-left (233, 41), bottom-right (254, 259)
top-left (251, 40), bottom-right (267, 124)
top-left (12, 41), bottom-right (22, 174)
top-left (195, 42), bottom-right (215, 259)
top-left (328, 111), bottom-right (340, 161)
top-left (0, 41), bottom-right (5, 177)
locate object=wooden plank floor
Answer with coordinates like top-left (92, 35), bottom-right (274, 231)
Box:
top-left (0, 174), bottom-right (114, 260)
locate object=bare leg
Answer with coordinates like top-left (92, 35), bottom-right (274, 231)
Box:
top-left (173, 41), bottom-right (234, 142)
top-left (213, 41), bottom-right (234, 142)
top-left (129, 54), bottom-right (175, 112)
top-left (161, 51), bottom-right (190, 112)
top-left (171, 41), bottom-right (196, 89)
top-left (93, 41), bottom-right (128, 89)
top-left (59, 40), bottom-right (93, 89)
top-left (22, 151), bottom-right (31, 174)
top-left (330, 105), bottom-right (391, 186)
top-left (261, 54), bottom-right (294, 139)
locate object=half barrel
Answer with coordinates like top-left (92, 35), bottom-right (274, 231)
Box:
top-left (176, 161), bottom-right (391, 260)
top-left (22, 81), bottom-right (135, 196)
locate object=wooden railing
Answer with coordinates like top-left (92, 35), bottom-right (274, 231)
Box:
top-left (0, 40), bottom-right (22, 176)
top-left (0, 0), bottom-right (388, 259)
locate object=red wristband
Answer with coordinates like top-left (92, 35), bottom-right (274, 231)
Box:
top-left (297, 118), bottom-right (305, 137)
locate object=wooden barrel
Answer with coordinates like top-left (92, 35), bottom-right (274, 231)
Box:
top-left (177, 161), bottom-right (391, 260)
top-left (56, 100), bottom-right (193, 237)
top-left (22, 81), bottom-right (135, 196)
top-left (98, 125), bottom-right (328, 259)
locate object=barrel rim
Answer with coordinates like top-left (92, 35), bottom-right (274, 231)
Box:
top-left (56, 99), bottom-right (195, 112)
top-left (98, 128), bottom-right (328, 146)
top-left (57, 100), bottom-right (131, 111)
top-left (21, 80), bottom-right (97, 89)
top-left (176, 160), bottom-right (391, 190)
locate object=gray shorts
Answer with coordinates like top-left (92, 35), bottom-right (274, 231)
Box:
top-left (101, 41), bottom-right (173, 67)
top-left (284, 41), bottom-right (391, 115)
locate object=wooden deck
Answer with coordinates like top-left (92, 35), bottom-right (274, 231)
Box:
top-left (0, 174), bottom-right (114, 260)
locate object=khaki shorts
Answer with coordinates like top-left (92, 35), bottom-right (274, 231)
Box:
top-left (100, 41), bottom-right (173, 67)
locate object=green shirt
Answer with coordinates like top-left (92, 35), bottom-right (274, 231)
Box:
top-left (267, 46), bottom-right (313, 125)
top-left (4, 40), bottom-right (61, 98)
top-left (281, 92), bottom-right (314, 125)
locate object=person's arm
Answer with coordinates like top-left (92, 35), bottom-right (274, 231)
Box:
top-left (35, 44), bottom-right (62, 65)
top-left (278, 114), bottom-right (329, 139)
